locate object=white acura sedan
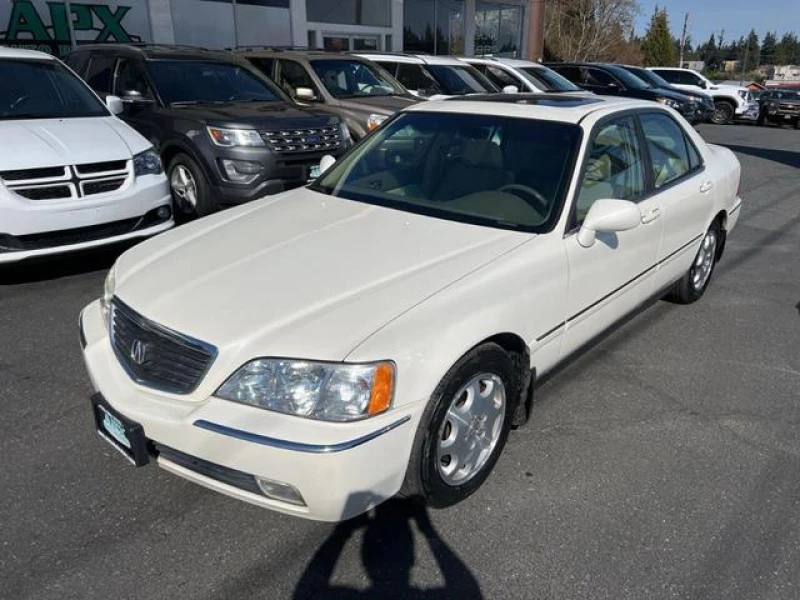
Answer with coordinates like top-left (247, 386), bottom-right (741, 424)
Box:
top-left (80, 94), bottom-right (742, 521)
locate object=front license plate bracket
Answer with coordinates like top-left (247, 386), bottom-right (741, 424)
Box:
top-left (91, 393), bottom-right (150, 467)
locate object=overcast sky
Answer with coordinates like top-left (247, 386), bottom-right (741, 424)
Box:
top-left (635, 0), bottom-right (800, 46)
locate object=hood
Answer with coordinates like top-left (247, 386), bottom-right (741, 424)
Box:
top-left (114, 189), bottom-right (527, 362)
top-left (337, 95), bottom-right (419, 117)
top-left (650, 88), bottom-right (693, 104)
top-left (662, 86), bottom-right (711, 102)
top-left (0, 117), bottom-right (149, 170)
top-left (166, 101), bottom-right (339, 130)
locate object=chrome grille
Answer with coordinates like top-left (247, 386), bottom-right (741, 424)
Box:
top-left (778, 103), bottom-right (800, 113)
top-left (260, 126), bottom-right (342, 154)
top-left (0, 160), bottom-right (130, 201)
top-left (110, 298), bottom-right (217, 395)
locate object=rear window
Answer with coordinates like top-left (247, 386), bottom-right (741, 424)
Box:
top-left (518, 66), bottom-right (581, 92)
top-left (426, 64), bottom-right (499, 95)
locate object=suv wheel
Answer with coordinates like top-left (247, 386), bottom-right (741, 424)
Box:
top-left (168, 154), bottom-right (214, 219)
top-left (711, 101), bottom-right (735, 125)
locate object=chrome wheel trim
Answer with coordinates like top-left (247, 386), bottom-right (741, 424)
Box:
top-left (170, 165), bottom-right (198, 213)
top-left (712, 103), bottom-right (732, 124)
top-left (436, 373), bottom-right (506, 486)
top-left (691, 229), bottom-right (717, 291)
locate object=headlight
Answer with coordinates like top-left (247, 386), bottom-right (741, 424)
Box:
top-left (366, 114), bottom-right (388, 131)
top-left (656, 97), bottom-right (683, 110)
top-left (207, 126), bottom-right (265, 147)
top-left (216, 358), bottom-right (395, 422)
top-left (133, 148), bottom-right (162, 177)
top-left (100, 264), bottom-right (116, 324)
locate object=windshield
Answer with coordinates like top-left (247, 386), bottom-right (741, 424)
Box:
top-left (426, 64), bottom-right (499, 95)
top-left (0, 59), bottom-right (107, 120)
top-left (606, 66), bottom-right (650, 90)
top-left (311, 112), bottom-right (581, 233)
top-left (518, 66), bottom-right (581, 92)
top-left (772, 90), bottom-right (800, 101)
top-left (148, 60), bottom-right (281, 105)
top-left (311, 59), bottom-right (403, 98)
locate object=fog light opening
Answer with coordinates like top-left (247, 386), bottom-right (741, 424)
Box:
top-left (156, 206), bottom-right (171, 220)
top-left (255, 477), bottom-right (306, 506)
top-left (221, 159), bottom-right (262, 183)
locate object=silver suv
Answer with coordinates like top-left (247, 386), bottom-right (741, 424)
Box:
top-left (462, 57), bottom-right (585, 94)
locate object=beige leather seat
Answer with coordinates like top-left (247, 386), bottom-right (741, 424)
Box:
top-left (433, 140), bottom-right (513, 201)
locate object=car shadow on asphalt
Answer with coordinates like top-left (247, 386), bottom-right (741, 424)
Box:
top-left (291, 497), bottom-right (484, 600)
top-left (0, 242), bottom-right (133, 285)
top-left (723, 144), bottom-right (800, 169)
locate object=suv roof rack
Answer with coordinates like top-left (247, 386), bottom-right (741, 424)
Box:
top-left (231, 45), bottom-right (312, 52)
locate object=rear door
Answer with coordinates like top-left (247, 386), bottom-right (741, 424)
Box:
top-left (581, 68), bottom-right (624, 96)
top-left (561, 114), bottom-right (663, 357)
top-left (638, 111), bottom-right (713, 290)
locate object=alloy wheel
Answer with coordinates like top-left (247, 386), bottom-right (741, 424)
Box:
top-left (170, 165), bottom-right (198, 214)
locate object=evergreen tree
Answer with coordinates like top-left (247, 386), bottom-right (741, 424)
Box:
top-left (698, 33), bottom-right (719, 69)
top-left (774, 32), bottom-right (799, 64)
top-left (761, 31), bottom-right (777, 65)
top-left (742, 29), bottom-right (760, 71)
top-left (641, 7), bottom-right (676, 66)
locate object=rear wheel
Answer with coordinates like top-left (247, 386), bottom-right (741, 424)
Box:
top-left (168, 153), bottom-right (215, 220)
top-left (711, 101), bottom-right (735, 125)
top-left (668, 220), bottom-right (721, 304)
top-left (400, 343), bottom-right (517, 508)
top-left (757, 111), bottom-right (766, 126)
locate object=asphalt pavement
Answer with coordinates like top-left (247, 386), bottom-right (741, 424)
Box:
top-left (1, 123), bottom-right (798, 600)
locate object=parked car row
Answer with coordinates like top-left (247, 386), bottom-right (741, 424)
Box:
top-left (0, 44), bottom-right (773, 268)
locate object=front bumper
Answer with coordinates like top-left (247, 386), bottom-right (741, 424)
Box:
top-left (735, 102), bottom-right (760, 121)
top-left (80, 300), bottom-right (420, 521)
top-left (0, 174), bottom-right (172, 263)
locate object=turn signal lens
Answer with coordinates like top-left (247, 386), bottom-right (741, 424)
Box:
top-left (368, 362), bottom-right (394, 416)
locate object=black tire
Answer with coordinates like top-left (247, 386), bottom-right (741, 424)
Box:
top-left (711, 101), bottom-right (735, 125)
top-left (167, 153), bottom-right (215, 220)
top-left (757, 111), bottom-right (766, 126)
top-left (794, 118), bottom-right (800, 130)
top-left (668, 220), bottom-right (722, 304)
top-left (400, 343), bottom-right (519, 508)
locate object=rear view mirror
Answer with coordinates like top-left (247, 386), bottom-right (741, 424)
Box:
top-left (295, 87), bottom-right (317, 101)
top-left (577, 199), bottom-right (641, 247)
top-left (502, 85), bottom-right (519, 94)
top-left (106, 95), bottom-right (123, 116)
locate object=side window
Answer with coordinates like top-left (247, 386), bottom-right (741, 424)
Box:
top-left (64, 51), bottom-right (89, 76)
top-left (686, 137), bottom-right (703, 170)
top-left (552, 65), bottom-right (582, 83)
top-left (584, 68), bottom-right (617, 87)
top-left (114, 59), bottom-right (153, 99)
top-left (640, 113), bottom-right (694, 188)
top-left (685, 71), bottom-right (705, 87)
top-left (376, 61), bottom-right (398, 76)
top-left (575, 117), bottom-right (645, 225)
top-left (247, 57), bottom-right (275, 79)
top-left (484, 65), bottom-right (519, 88)
top-left (277, 60), bottom-right (319, 98)
top-left (396, 63), bottom-right (440, 94)
top-left (653, 69), bottom-right (678, 84)
top-left (85, 56), bottom-right (116, 95)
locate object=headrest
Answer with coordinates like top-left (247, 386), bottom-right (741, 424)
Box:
top-left (462, 140), bottom-right (503, 168)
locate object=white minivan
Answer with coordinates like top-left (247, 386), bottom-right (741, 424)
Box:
top-left (0, 48), bottom-right (173, 264)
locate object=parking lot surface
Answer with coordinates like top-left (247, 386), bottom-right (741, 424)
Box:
top-left (1, 124), bottom-right (798, 600)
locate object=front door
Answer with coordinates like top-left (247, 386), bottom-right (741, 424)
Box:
top-left (561, 115), bottom-right (663, 358)
top-left (112, 58), bottom-right (159, 146)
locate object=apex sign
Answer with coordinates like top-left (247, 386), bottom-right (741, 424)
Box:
top-left (1, 0), bottom-right (150, 54)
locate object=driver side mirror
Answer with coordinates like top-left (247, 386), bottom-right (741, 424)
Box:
top-left (319, 154), bottom-right (337, 176)
top-left (502, 85), bottom-right (519, 94)
top-left (295, 87), bottom-right (318, 101)
top-left (105, 95), bottom-right (124, 116)
top-left (120, 90), bottom-right (154, 105)
top-left (577, 199), bottom-right (641, 248)
top-left (698, 80), bottom-right (708, 89)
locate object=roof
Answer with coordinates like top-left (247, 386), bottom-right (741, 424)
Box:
top-left (467, 56), bottom-right (543, 68)
top-left (234, 48), bottom-right (368, 62)
top-left (69, 43), bottom-right (238, 63)
top-left (0, 47), bottom-right (56, 61)
top-left (403, 93), bottom-right (660, 124)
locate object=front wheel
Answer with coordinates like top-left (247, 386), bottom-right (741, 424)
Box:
top-left (168, 153), bottom-right (215, 220)
top-left (667, 220), bottom-right (721, 304)
top-left (711, 101), bottom-right (735, 125)
top-left (400, 343), bottom-right (518, 508)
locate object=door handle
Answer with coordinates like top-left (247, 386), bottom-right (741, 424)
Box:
top-left (641, 207), bottom-right (661, 224)
top-left (699, 181), bottom-right (714, 193)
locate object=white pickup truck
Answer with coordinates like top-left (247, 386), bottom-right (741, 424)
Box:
top-left (648, 67), bottom-right (757, 124)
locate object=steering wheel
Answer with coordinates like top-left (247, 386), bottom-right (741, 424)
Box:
top-left (498, 184), bottom-right (550, 216)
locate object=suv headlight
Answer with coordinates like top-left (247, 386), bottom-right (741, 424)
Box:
top-left (366, 114), bottom-right (388, 131)
top-left (207, 126), bottom-right (265, 147)
top-left (657, 96), bottom-right (683, 110)
top-left (133, 148), bottom-right (162, 176)
top-left (216, 358), bottom-right (395, 422)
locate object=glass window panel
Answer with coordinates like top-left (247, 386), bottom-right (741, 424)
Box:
top-left (307, 0), bottom-right (390, 27)
top-left (404, 0), bottom-right (465, 55)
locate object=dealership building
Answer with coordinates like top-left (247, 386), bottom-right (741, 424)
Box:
top-left (1, 0), bottom-right (531, 58)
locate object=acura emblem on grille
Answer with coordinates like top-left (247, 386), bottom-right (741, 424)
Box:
top-left (130, 339), bottom-right (148, 365)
